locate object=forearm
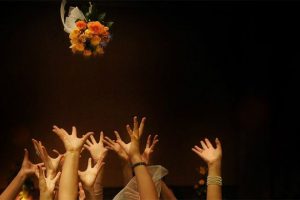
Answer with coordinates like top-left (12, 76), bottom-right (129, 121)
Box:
top-left (131, 155), bottom-right (158, 200)
top-left (58, 151), bottom-right (80, 200)
top-left (207, 162), bottom-right (222, 200)
top-left (39, 191), bottom-right (53, 200)
top-left (121, 160), bottom-right (133, 186)
top-left (93, 166), bottom-right (104, 200)
top-left (0, 171), bottom-right (26, 200)
top-left (160, 181), bottom-right (177, 200)
top-left (83, 189), bottom-right (97, 200)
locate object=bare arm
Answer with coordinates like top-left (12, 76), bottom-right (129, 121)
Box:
top-left (117, 117), bottom-right (158, 200)
top-left (78, 158), bottom-right (104, 200)
top-left (84, 132), bottom-right (108, 200)
top-left (38, 166), bottom-right (61, 200)
top-left (52, 125), bottom-right (93, 200)
top-left (160, 181), bottom-right (177, 200)
top-left (192, 138), bottom-right (222, 200)
top-left (0, 149), bottom-right (40, 200)
top-left (103, 131), bottom-right (132, 186)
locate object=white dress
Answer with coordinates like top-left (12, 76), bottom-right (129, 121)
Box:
top-left (113, 165), bottom-right (168, 200)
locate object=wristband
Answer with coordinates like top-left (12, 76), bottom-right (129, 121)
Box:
top-left (131, 162), bottom-right (146, 170)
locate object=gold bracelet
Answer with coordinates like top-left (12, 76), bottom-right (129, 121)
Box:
top-left (207, 176), bottom-right (223, 186)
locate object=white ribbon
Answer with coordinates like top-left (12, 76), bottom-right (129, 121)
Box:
top-left (60, 0), bottom-right (92, 34)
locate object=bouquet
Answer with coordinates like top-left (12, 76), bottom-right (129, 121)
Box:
top-left (61, 0), bottom-right (113, 57)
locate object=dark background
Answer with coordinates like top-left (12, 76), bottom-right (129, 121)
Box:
top-left (1, 0), bottom-right (300, 199)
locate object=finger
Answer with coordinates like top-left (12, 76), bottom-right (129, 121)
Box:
top-left (104, 136), bottom-right (115, 145)
top-left (194, 145), bottom-right (203, 152)
top-left (126, 124), bottom-right (133, 137)
top-left (38, 165), bottom-right (43, 179)
top-left (215, 138), bottom-right (222, 150)
top-left (99, 131), bottom-right (104, 143)
top-left (86, 139), bottom-right (92, 146)
top-left (146, 135), bottom-right (151, 148)
top-left (82, 132), bottom-right (94, 142)
top-left (114, 131), bottom-right (121, 140)
top-left (139, 117), bottom-right (146, 136)
top-left (53, 171), bottom-right (61, 183)
top-left (192, 148), bottom-right (202, 156)
top-left (103, 139), bottom-right (114, 148)
top-left (153, 134), bottom-right (159, 142)
top-left (83, 144), bottom-right (91, 151)
top-left (150, 136), bottom-right (159, 149)
top-left (133, 116), bottom-right (139, 133)
top-left (204, 138), bottom-right (213, 148)
top-left (72, 126), bottom-right (77, 137)
top-left (41, 146), bottom-right (49, 158)
top-left (52, 149), bottom-right (62, 157)
top-left (90, 135), bottom-right (97, 144)
top-left (52, 125), bottom-right (65, 140)
top-left (23, 148), bottom-right (29, 162)
top-left (105, 146), bottom-right (113, 150)
top-left (116, 140), bottom-right (127, 151)
top-left (200, 140), bottom-right (208, 149)
top-left (88, 158), bottom-right (92, 169)
top-left (32, 139), bottom-right (41, 157)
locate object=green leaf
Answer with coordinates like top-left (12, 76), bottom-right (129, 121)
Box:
top-left (98, 12), bottom-right (106, 22)
top-left (106, 21), bottom-right (114, 28)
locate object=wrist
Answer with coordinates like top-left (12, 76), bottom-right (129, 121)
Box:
top-left (17, 169), bottom-right (29, 181)
top-left (208, 161), bottom-right (221, 176)
top-left (40, 191), bottom-right (53, 200)
top-left (130, 154), bottom-right (143, 164)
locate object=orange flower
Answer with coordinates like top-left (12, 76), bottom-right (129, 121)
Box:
top-left (91, 36), bottom-right (101, 46)
top-left (69, 29), bottom-right (80, 40)
top-left (87, 21), bottom-right (104, 34)
top-left (76, 20), bottom-right (87, 30)
top-left (75, 43), bottom-right (85, 51)
top-left (84, 29), bottom-right (93, 38)
top-left (83, 49), bottom-right (92, 57)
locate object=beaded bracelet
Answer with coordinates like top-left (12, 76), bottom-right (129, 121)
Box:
top-left (207, 176), bottom-right (223, 186)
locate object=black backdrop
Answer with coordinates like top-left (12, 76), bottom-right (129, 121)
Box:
top-left (1, 0), bottom-right (300, 199)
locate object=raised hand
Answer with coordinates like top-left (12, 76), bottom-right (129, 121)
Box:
top-left (116, 116), bottom-right (146, 161)
top-left (32, 139), bottom-right (63, 179)
top-left (0, 149), bottom-right (43, 200)
top-left (84, 132), bottom-right (108, 162)
top-left (38, 166), bottom-right (61, 200)
top-left (20, 149), bottom-right (43, 178)
top-left (103, 131), bottom-right (129, 161)
top-left (142, 134), bottom-right (159, 164)
top-left (192, 138), bottom-right (222, 200)
top-left (52, 125), bottom-right (93, 152)
top-left (78, 158), bottom-right (104, 192)
top-left (192, 138), bottom-right (222, 166)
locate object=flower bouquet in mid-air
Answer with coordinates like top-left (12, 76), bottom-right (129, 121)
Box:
top-left (60, 0), bottom-right (113, 57)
